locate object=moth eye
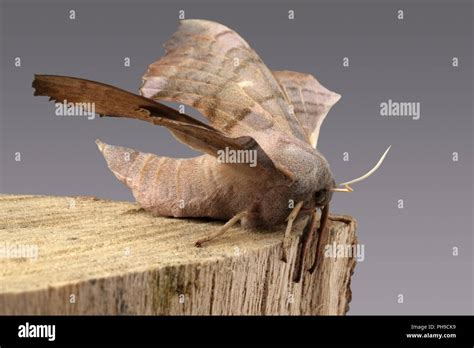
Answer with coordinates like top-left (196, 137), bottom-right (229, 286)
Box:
top-left (314, 189), bottom-right (326, 204)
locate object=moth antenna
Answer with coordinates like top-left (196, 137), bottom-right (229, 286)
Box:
top-left (331, 186), bottom-right (353, 193)
top-left (331, 145), bottom-right (391, 192)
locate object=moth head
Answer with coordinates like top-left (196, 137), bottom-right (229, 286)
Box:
top-left (331, 146), bottom-right (391, 194)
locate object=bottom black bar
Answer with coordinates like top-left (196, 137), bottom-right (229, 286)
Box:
top-left (0, 315), bottom-right (472, 346)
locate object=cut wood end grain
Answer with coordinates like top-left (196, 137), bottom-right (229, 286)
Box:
top-left (0, 194), bottom-right (357, 315)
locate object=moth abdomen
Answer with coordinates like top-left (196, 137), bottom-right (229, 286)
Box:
top-left (96, 140), bottom-right (240, 220)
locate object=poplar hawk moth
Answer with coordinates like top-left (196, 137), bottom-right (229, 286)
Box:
top-left (33, 20), bottom-right (390, 282)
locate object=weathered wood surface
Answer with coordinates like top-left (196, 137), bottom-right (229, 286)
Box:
top-left (0, 194), bottom-right (357, 315)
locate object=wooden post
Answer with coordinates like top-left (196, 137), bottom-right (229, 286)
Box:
top-left (0, 194), bottom-right (357, 315)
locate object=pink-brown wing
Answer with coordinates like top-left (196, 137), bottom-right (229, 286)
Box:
top-left (32, 74), bottom-right (289, 180)
top-left (272, 70), bottom-right (341, 148)
top-left (140, 19), bottom-right (308, 142)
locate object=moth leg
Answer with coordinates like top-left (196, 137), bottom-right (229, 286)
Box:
top-left (194, 211), bottom-right (247, 247)
top-left (292, 209), bottom-right (318, 283)
top-left (308, 204), bottom-right (330, 274)
top-left (280, 201), bottom-right (304, 263)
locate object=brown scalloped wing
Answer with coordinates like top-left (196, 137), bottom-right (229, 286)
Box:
top-left (32, 74), bottom-right (289, 180)
top-left (140, 19), bottom-right (308, 142)
top-left (273, 70), bottom-right (341, 148)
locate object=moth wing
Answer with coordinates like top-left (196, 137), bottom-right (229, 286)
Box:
top-left (32, 74), bottom-right (289, 180)
top-left (272, 70), bottom-right (341, 148)
top-left (140, 19), bottom-right (308, 142)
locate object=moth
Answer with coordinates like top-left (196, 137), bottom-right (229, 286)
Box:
top-left (33, 19), bottom-right (390, 282)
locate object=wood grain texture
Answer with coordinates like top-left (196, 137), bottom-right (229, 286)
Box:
top-left (0, 194), bottom-right (357, 315)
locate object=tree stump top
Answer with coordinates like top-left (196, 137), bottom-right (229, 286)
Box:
top-left (0, 194), bottom-right (357, 315)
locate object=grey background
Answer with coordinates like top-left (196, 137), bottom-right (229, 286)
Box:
top-left (1, 0), bottom-right (472, 314)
